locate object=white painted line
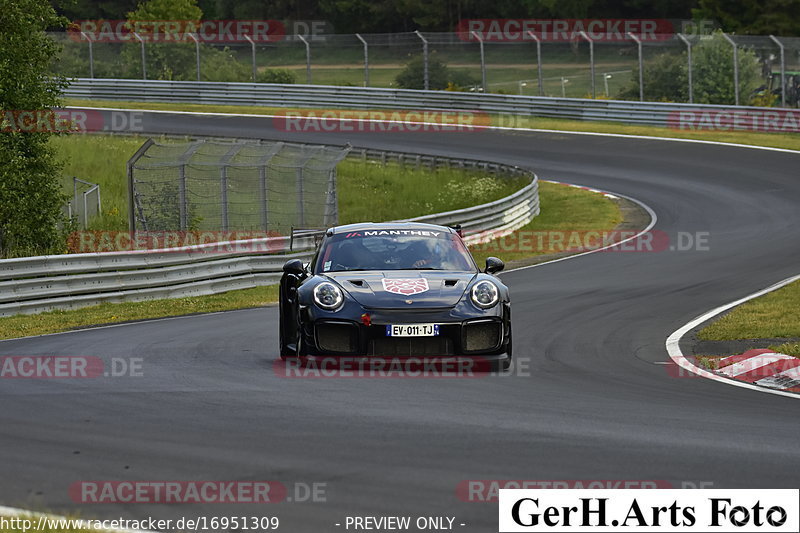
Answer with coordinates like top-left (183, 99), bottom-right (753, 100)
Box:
top-left (665, 273), bottom-right (800, 400)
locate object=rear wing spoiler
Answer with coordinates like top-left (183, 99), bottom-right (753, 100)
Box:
top-left (289, 227), bottom-right (327, 251)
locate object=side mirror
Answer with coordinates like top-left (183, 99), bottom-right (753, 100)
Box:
top-left (283, 259), bottom-right (306, 276)
top-left (484, 257), bottom-right (504, 274)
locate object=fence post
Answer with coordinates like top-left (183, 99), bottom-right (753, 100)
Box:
top-left (722, 33), bottom-right (739, 105)
top-left (134, 32), bottom-right (147, 80)
top-left (127, 139), bottom-right (155, 233)
top-left (257, 143), bottom-right (284, 232)
top-left (415, 31), bottom-right (429, 90)
top-left (769, 35), bottom-right (786, 107)
top-left (81, 32), bottom-right (94, 78)
top-left (356, 33), bottom-right (369, 87)
top-left (219, 144), bottom-right (243, 232)
top-left (244, 35), bottom-right (257, 82)
top-left (189, 33), bottom-right (200, 81)
top-left (471, 31), bottom-right (487, 92)
top-left (677, 33), bottom-right (693, 103)
top-left (526, 31), bottom-right (543, 96)
top-left (298, 34), bottom-right (312, 84)
top-left (627, 32), bottom-right (644, 101)
top-left (579, 31), bottom-right (595, 98)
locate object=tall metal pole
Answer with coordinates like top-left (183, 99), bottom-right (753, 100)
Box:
top-left (722, 33), bottom-right (740, 105)
top-left (526, 31), bottom-right (543, 96)
top-left (415, 30), bottom-right (429, 90)
top-left (134, 32), bottom-right (146, 80)
top-left (356, 33), bottom-right (369, 87)
top-left (81, 32), bottom-right (94, 78)
top-left (189, 33), bottom-right (200, 81)
top-left (579, 31), bottom-right (595, 98)
top-left (770, 35), bottom-right (786, 107)
top-left (244, 35), bottom-right (257, 82)
top-left (471, 31), bottom-right (486, 92)
top-left (627, 32), bottom-right (644, 101)
top-left (297, 34), bottom-right (311, 84)
top-left (677, 33), bottom-right (693, 103)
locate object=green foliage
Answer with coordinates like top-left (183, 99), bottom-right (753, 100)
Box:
top-left (120, 0), bottom-right (206, 81)
top-left (619, 32), bottom-right (763, 104)
top-left (692, 31), bottom-right (762, 105)
top-left (395, 53), bottom-right (478, 90)
top-left (0, 0), bottom-right (71, 257)
top-left (200, 46), bottom-right (251, 81)
top-left (258, 68), bottom-right (297, 84)
top-left (693, 0), bottom-right (800, 35)
top-left (618, 52), bottom-right (688, 102)
top-left (126, 0), bottom-right (203, 21)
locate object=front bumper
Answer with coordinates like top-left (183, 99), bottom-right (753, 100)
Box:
top-left (300, 306), bottom-right (511, 358)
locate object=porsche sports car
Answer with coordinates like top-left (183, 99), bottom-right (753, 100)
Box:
top-left (278, 222), bottom-right (512, 369)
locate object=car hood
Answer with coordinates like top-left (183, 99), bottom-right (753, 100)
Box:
top-left (324, 271), bottom-right (478, 309)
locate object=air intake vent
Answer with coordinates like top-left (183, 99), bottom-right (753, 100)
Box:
top-left (444, 279), bottom-right (459, 287)
top-left (348, 280), bottom-right (364, 287)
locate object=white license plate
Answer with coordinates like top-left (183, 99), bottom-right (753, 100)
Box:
top-left (385, 324), bottom-right (439, 337)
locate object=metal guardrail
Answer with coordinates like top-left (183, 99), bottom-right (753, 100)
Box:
top-left (0, 148), bottom-right (538, 317)
top-left (64, 78), bottom-right (792, 127)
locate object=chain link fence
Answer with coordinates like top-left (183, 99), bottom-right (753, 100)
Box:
top-left (64, 177), bottom-right (102, 229)
top-left (127, 139), bottom-right (350, 233)
top-left (53, 30), bottom-right (800, 106)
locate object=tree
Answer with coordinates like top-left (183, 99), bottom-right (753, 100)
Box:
top-left (694, 0), bottom-right (800, 36)
top-left (692, 31), bottom-right (762, 105)
top-left (395, 53), bottom-right (478, 90)
top-left (618, 52), bottom-right (688, 102)
top-left (121, 0), bottom-right (203, 80)
top-left (0, 0), bottom-right (70, 257)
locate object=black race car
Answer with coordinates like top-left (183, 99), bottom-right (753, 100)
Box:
top-left (278, 222), bottom-right (512, 369)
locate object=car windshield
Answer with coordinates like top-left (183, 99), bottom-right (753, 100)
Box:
top-left (315, 229), bottom-right (476, 273)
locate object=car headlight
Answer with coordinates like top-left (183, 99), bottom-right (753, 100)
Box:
top-left (470, 280), bottom-right (499, 309)
top-left (313, 282), bottom-right (344, 311)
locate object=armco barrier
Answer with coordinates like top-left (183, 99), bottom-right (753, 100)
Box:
top-left (0, 148), bottom-right (538, 317)
top-left (63, 78), bottom-right (795, 128)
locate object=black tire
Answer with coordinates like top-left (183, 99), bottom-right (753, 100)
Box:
top-left (501, 327), bottom-right (513, 371)
top-left (278, 282), bottom-right (296, 360)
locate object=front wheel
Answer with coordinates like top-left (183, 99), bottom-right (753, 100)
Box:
top-left (501, 327), bottom-right (513, 371)
top-left (278, 283), bottom-right (297, 360)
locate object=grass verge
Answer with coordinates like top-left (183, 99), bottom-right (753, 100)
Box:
top-left (697, 280), bottom-right (800, 357)
top-left (0, 285), bottom-right (278, 340)
top-left (65, 98), bottom-right (800, 152)
top-left (51, 135), bottom-right (527, 234)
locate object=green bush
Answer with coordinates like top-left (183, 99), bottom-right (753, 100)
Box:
top-left (618, 32), bottom-right (763, 105)
top-left (257, 68), bottom-right (297, 84)
top-left (618, 52), bottom-right (688, 102)
top-left (692, 31), bottom-right (762, 105)
top-left (395, 53), bottom-right (478, 90)
top-left (200, 46), bottom-right (251, 82)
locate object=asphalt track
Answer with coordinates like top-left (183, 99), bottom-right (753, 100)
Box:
top-left (1, 110), bottom-right (799, 532)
